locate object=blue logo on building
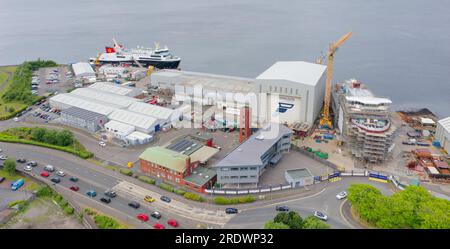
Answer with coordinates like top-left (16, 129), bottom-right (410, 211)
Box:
top-left (276, 102), bottom-right (294, 113)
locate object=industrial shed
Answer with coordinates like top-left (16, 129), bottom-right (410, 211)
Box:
top-left (256, 61), bottom-right (327, 125)
top-left (105, 120), bottom-right (135, 140)
top-left (436, 117), bottom-right (450, 155)
top-left (127, 102), bottom-right (175, 122)
top-left (70, 88), bottom-right (140, 109)
top-left (60, 107), bottom-right (108, 133)
top-left (285, 168), bottom-right (314, 187)
top-left (89, 82), bottom-right (143, 97)
top-left (49, 93), bottom-right (117, 116)
top-left (125, 131), bottom-right (154, 145)
top-left (108, 109), bottom-right (158, 134)
top-left (72, 62), bottom-right (96, 82)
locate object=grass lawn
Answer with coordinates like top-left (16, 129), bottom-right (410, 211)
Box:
top-left (0, 169), bottom-right (24, 181)
top-left (0, 66), bottom-right (25, 119)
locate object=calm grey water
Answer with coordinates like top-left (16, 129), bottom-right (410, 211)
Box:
top-left (1, 0), bottom-right (449, 117)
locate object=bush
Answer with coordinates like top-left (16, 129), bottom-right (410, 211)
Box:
top-left (183, 192), bottom-right (205, 202)
top-left (36, 185), bottom-right (54, 197)
top-left (119, 168), bottom-right (133, 176)
top-left (84, 208), bottom-right (97, 216)
top-left (137, 175), bottom-right (156, 185)
top-left (174, 189), bottom-right (187, 195)
top-left (264, 221), bottom-right (290, 229)
top-left (158, 182), bottom-right (174, 192)
top-left (213, 195), bottom-right (256, 205)
top-left (3, 158), bottom-right (16, 175)
top-left (93, 215), bottom-right (123, 229)
top-left (58, 199), bottom-right (69, 208)
top-left (64, 206), bottom-right (75, 215)
top-left (53, 194), bottom-right (63, 203)
top-left (8, 200), bottom-right (26, 208)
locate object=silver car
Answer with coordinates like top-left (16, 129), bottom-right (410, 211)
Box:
top-left (313, 211), bottom-right (328, 221)
top-left (336, 191), bottom-right (348, 200)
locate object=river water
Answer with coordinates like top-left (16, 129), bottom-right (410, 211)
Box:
top-left (1, 0), bottom-right (449, 117)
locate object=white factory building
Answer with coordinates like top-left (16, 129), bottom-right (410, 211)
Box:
top-left (72, 62), bottom-right (96, 83)
top-left (49, 82), bottom-right (181, 144)
top-left (150, 61), bottom-right (326, 127)
top-left (436, 117), bottom-right (450, 155)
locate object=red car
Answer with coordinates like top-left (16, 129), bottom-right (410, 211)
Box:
top-left (137, 213), bottom-right (149, 222)
top-left (70, 186), bottom-right (79, 191)
top-left (40, 171), bottom-right (50, 177)
top-left (153, 223), bottom-right (165, 229)
top-left (167, 219), bottom-right (178, 227)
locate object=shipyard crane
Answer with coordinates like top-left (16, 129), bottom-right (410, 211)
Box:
top-left (319, 31), bottom-right (352, 129)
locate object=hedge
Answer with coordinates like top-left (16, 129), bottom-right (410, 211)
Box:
top-left (183, 192), bottom-right (205, 202)
top-left (93, 215), bottom-right (123, 229)
top-left (158, 182), bottom-right (174, 192)
top-left (214, 195), bottom-right (256, 205)
top-left (8, 199), bottom-right (26, 208)
top-left (174, 189), bottom-right (187, 195)
top-left (36, 185), bottom-right (54, 197)
top-left (119, 168), bottom-right (133, 176)
top-left (0, 134), bottom-right (93, 159)
top-left (137, 175), bottom-right (155, 185)
top-left (0, 105), bottom-right (27, 121)
top-left (64, 206), bottom-right (75, 215)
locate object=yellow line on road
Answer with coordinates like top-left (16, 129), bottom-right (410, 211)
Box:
top-left (339, 199), bottom-right (355, 229)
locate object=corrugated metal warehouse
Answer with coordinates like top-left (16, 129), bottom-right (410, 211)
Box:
top-left (60, 107), bottom-right (108, 133)
top-left (150, 61), bottom-right (326, 126)
top-left (436, 117), bottom-right (450, 155)
top-left (72, 62), bottom-right (96, 82)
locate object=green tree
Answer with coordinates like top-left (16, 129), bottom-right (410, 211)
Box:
top-left (302, 216), bottom-right (330, 229)
top-left (273, 211), bottom-right (303, 229)
top-left (417, 198), bottom-right (450, 229)
top-left (264, 221), bottom-right (290, 229)
top-left (3, 159), bottom-right (16, 175)
top-left (347, 184), bottom-right (383, 224)
top-left (31, 127), bottom-right (47, 142)
top-left (56, 129), bottom-right (74, 146)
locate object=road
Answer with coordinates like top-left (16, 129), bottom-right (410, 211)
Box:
top-left (0, 142), bottom-right (234, 229)
top-left (225, 177), bottom-right (395, 229)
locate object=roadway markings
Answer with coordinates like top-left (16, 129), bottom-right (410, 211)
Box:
top-left (339, 199), bottom-right (355, 229)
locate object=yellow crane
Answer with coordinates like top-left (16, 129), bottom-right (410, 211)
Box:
top-left (319, 31), bottom-right (352, 128)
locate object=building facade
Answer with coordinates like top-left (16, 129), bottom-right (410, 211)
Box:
top-left (436, 117), bottom-right (450, 155)
top-left (213, 123), bottom-right (293, 186)
top-left (60, 107), bottom-right (108, 133)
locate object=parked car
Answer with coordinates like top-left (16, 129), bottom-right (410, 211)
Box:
top-left (0, 155), bottom-right (8, 160)
top-left (86, 190), bottom-right (97, 197)
top-left (0, 177), bottom-right (5, 183)
top-left (24, 165), bottom-right (33, 171)
top-left (16, 158), bottom-right (26, 163)
top-left (56, 170), bottom-right (65, 177)
top-left (27, 161), bottom-right (38, 167)
top-left (70, 186), bottom-right (79, 191)
top-left (137, 213), bottom-right (149, 222)
top-left (151, 211), bottom-right (162, 219)
top-left (100, 197), bottom-right (111, 204)
top-left (336, 191), bottom-right (348, 200)
top-left (44, 165), bottom-right (55, 172)
top-left (51, 177), bottom-right (61, 183)
top-left (40, 171), bottom-right (50, 177)
top-left (99, 141), bottom-right (106, 147)
top-left (153, 223), bottom-right (165, 229)
top-left (144, 195), bottom-right (155, 203)
top-left (70, 177), bottom-right (78, 182)
top-left (167, 219), bottom-right (178, 227)
top-left (225, 208), bottom-right (238, 214)
top-left (160, 196), bottom-right (171, 203)
top-left (104, 190), bottom-right (117, 198)
top-left (275, 206), bottom-right (289, 212)
top-left (128, 201), bottom-right (140, 209)
top-left (313, 211), bottom-right (328, 221)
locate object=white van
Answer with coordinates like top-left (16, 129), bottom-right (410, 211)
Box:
top-left (44, 165), bottom-right (55, 172)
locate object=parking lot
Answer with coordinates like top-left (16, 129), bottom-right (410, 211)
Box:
top-left (37, 66), bottom-right (74, 96)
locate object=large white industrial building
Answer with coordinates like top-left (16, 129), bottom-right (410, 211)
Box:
top-left (150, 61), bottom-right (326, 127)
top-left (436, 117), bottom-right (450, 155)
top-left (72, 62), bottom-right (96, 83)
top-left (49, 82), bottom-right (181, 143)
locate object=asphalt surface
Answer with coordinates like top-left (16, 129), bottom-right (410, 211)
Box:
top-left (225, 177), bottom-right (395, 229)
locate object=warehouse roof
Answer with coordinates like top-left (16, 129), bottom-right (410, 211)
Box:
top-left (286, 168), bottom-right (313, 180)
top-left (50, 93), bottom-right (117, 116)
top-left (60, 106), bottom-right (106, 121)
top-left (126, 131), bottom-right (153, 140)
top-left (214, 123), bottom-right (293, 167)
top-left (128, 102), bottom-right (174, 120)
top-left (108, 109), bottom-right (157, 131)
top-left (89, 82), bottom-right (142, 97)
top-left (190, 146), bottom-right (220, 164)
top-left (152, 69), bottom-right (256, 93)
top-left (438, 117), bottom-right (450, 132)
top-left (105, 120), bottom-right (135, 135)
top-left (256, 61), bottom-right (326, 86)
top-left (139, 146), bottom-right (188, 173)
top-left (71, 88), bottom-right (140, 108)
top-left (72, 62), bottom-right (95, 77)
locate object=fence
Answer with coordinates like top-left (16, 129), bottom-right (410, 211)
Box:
top-left (293, 145), bottom-right (342, 171)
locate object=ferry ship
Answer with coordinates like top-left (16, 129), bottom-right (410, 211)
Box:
top-left (90, 38), bottom-right (181, 69)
